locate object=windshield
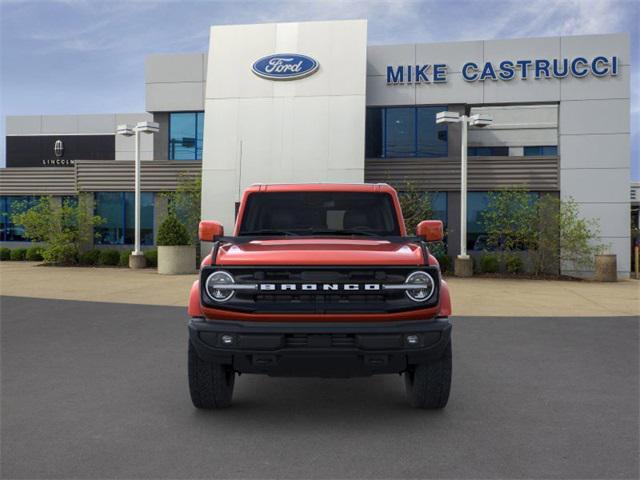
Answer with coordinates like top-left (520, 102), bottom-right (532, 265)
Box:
top-left (238, 191), bottom-right (401, 237)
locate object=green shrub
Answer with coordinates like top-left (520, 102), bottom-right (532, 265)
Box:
top-left (157, 214), bottom-right (190, 246)
top-left (479, 254), bottom-right (499, 273)
top-left (119, 251), bottom-right (130, 267)
top-left (144, 249), bottom-right (158, 267)
top-left (25, 246), bottom-right (44, 261)
top-left (43, 244), bottom-right (78, 265)
top-left (505, 254), bottom-right (524, 274)
top-left (10, 248), bottom-right (27, 261)
top-left (163, 174), bottom-right (202, 245)
top-left (79, 249), bottom-right (101, 266)
top-left (99, 250), bottom-right (120, 266)
top-left (11, 196), bottom-right (103, 265)
top-left (0, 248), bottom-right (10, 261)
top-left (435, 254), bottom-right (451, 273)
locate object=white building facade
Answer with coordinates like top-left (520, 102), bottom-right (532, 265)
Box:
top-left (2, 20), bottom-right (632, 277)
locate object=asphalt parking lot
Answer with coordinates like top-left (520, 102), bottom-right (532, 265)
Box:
top-left (1, 296), bottom-right (638, 479)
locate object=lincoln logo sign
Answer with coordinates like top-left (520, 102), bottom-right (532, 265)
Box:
top-left (386, 55), bottom-right (620, 84)
top-left (252, 53), bottom-right (319, 80)
top-left (54, 139), bottom-right (64, 158)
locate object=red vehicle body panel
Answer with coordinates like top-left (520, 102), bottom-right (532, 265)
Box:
top-left (189, 183), bottom-right (452, 321)
top-left (216, 239), bottom-right (423, 266)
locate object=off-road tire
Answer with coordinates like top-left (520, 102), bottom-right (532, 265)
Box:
top-left (188, 340), bottom-right (235, 409)
top-left (404, 341), bottom-right (452, 409)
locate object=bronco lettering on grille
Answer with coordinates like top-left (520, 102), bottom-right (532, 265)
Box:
top-left (259, 283), bottom-right (382, 291)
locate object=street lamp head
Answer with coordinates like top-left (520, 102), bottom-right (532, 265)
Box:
top-left (116, 124), bottom-right (135, 137)
top-left (436, 111), bottom-right (461, 124)
top-left (135, 121), bottom-right (160, 134)
top-left (469, 114), bottom-right (493, 128)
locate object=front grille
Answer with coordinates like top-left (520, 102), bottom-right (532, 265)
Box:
top-left (254, 293), bottom-right (389, 303)
top-left (201, 266), bottom-right (439, 314)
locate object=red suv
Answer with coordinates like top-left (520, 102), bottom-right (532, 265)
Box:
top-left (188, 183), bottom-right (452, 409)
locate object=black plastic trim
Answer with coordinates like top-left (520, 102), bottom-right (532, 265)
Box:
top-left (189, 318), bottom-right (452, 377)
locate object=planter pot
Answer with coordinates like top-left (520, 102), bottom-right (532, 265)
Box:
top-left (594, 254), bottom-right (617, 282)
top-left (158, 245), bottom-right (196, 275)
top-left (454, 256), bottom-right (473, 277)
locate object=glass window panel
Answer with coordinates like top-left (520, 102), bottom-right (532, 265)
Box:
top-left (95, 192), bottom-right (124, 245)
top-left (196, 112), bottom-right (205, 160)
top-left (491, 146), bottom-right (509, 156)
top-left (467, 192), bottom-right (490, 252)
top-left (0, 196), bottom-right (34, 242)
top-left (523, 146), bottom-right (542, 156)
top-left (524, 146), bottom-right (558, 156)
top-left (430, 192), bottom-right (448, 227)
top-left (365, 108), bottom-right (383, 158)
top-left (169, 113), bottom-right (197, 160)
top-left (96, 192), bottom-right (154, 245)
top-left (417, 107), bottom-right (448, 157)
top-left (0, 197), bottom-right (6, 241)
top-left (467, 191), bottom-right (540, 252)
top-left (385, 108), bottom-right (415, 157)
top-left (124, 192), bottom-right (154, 245)
top-left (6, 196), bottom-right (37, 242)
top-left (238, 192), bottom-right (400, 236)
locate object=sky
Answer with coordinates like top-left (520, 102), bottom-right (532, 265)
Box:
top-left (1, 0), bottom-right (638, 178)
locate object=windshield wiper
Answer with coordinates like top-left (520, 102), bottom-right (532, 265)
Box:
top-left (239, 229), bottom-right (300, 236)
top-left (306, 229), bottom-right (382, 237)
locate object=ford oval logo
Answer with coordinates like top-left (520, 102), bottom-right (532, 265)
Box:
top-left (252, 53), bottom-right (319, 80)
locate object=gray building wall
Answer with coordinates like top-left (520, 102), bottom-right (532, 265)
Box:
top-left (4, 28), bottom-right (631, 278)
top-left (365, 33), bottom-right (630, 277)
top-left (145, 53), bottom-right (207, 112)
top-left (152, 112), bottom-right (170, 160)
top-left (5, 113), bottom-right (154, 161)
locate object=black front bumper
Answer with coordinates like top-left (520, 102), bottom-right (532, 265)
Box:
top-left (189, 318), bottom-right (452, 378)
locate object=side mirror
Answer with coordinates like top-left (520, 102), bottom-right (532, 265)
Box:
top-left (416, 220), bottom-right (443, 242)
top-left (199, 221), bottom-right (224, 242)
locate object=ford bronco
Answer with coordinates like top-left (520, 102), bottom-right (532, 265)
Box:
top-left (188, 183), bottom-right (452, 409)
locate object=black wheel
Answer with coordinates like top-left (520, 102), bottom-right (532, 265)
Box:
top-left (404, 341), bottom-right (452, 409)
top-left (188, 340), bottom-right (235, 409)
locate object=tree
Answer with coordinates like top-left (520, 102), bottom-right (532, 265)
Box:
top-left (11, 196), bottom-right (104, 265)
top-left (535, 196), bottom-right (605, 273)
top-left (163, 173), bottom-right (201, 245)
top-left (480, 188), bottom-right (537, 252)
top-left (479, 189), bottom-right (605, 275)
top-left (398, 182), bottom-right (434, 234)
top-left (398, 182), bottom-right (448, 267)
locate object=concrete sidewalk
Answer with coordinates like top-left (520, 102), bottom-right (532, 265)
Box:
top-left (0, 262), bottom-right (637, 316)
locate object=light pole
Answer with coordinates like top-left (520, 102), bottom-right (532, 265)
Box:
top-left (436, 111), bottom-right (492, 276)
top-left (116, 121), bottom-right (159, 268)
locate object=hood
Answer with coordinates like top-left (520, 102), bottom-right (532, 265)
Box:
top-left (216, 238), bottom-right (424, 266)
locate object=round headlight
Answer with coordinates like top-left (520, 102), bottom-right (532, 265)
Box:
top-left (205, 271), bottom-right (235, 302)
top-left (404, 271), bottom-right (435, 302)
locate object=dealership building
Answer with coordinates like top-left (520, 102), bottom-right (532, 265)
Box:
top-left (0, 20), bottom-right (632, 277)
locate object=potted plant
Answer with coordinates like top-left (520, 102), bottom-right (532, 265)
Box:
top-left (594, 246), bottom-right (616, 282)
top-left (157, 214), bottom-right (195, 275)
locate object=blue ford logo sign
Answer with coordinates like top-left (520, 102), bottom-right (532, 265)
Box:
top-left (252, 53), bottom-right (319, 80)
